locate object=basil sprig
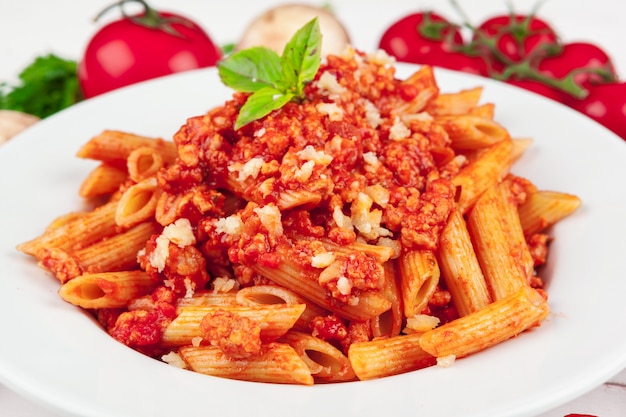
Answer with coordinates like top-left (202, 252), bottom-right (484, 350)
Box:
top-left (217, 18), bottom-right (322, 129)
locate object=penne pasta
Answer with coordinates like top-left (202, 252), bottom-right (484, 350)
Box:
top-left (371, 261), bottom-right (403, 338)
top-left (438, 114), bottom-right (510, 149)
top-left (348, 333), bottom-right (436, 380)
top-left (17, 200), bottom-right (119, 257)
top-left (127, 146), bottom-right (166, 183)
top-left (179, 343), bottom-right (314, 385)
top-left (398, 249), bottom-right (440, 318)
top-left (451, 138), bottom-right (513, 213)
top-left (162, 304), bottom-right (306, 346)
top-left (115, 177), bottom-right (162, 228)
top-left (426, 87), bottom-right (483, 116)
top-left (467, 179), bottom-right (533, 300)
top-left (419, 286), bottom-right (550, 359)
top-left (280, 331), bottom-right (355, 382)
top-left (235, 285), bottom-right (329, 331)
top-left (518, 190), bottom-right (582, 237)
top-left (437, 209), bottom-right (491, 317)
top-left (254, 260), bottom-right (392, 322)
top-left (59, 270), bottom-right (157, 309)
top-left (76, 130), bottom-right (177, 165)
top-left (79, 163), bottom-right (128, 198)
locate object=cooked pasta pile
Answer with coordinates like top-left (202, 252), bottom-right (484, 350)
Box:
top-left (18, 47), bottom-right (581, 385)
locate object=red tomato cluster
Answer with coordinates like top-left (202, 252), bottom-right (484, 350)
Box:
top-left (79, 0), bottom-right (221, 98)
top-left (378, 11), bottom-right (625, 140)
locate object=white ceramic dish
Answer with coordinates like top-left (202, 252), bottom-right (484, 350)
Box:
top-left (1, 65), bottom-right (625, 417)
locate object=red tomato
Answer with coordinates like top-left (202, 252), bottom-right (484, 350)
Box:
top-left (506, 78), bottom-right (568, 103)
top-left (474, 14), bottom-right (560, 65)
top-left (378, 12), bottom-right (467, 67)
top-left (568, 81), bottom-right (626, 140)
top-left (537, 42), bottom-right (618, 88)
top-left (78, 0), bottom-right (221, 98)
top-left (438, 52), bottom-right (490, 76)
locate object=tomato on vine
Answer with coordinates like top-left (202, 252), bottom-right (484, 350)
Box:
top-left (378, 13), bottom-right (469, 68)
top-left (472, 14), bottom-right (561, 65)
top-left (78, 0), bottom-right (221, 98)
top-left (537, 42), bottom-right (617, 88)
top-left (568, 81), bottom-right (626, 140)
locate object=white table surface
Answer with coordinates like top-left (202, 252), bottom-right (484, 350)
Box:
top-left (1, 1), bottom-right (624, 416)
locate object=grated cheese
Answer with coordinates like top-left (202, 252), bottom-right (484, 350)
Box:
top-left (254, 204), bottom-right (284, 236)
top-left (311, 252), bottom-right (336, 268)
top-left (214, 214), bottom-right (244, 238)
top-left (316, 102), bottom-right (344, 121)
top-left (161, 351), bottom-right (187, 369)
top-left (389, 117), bottom-right (411, 140)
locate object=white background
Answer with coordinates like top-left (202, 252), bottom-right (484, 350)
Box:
top-left (1, 1), bottom-right (625, 416)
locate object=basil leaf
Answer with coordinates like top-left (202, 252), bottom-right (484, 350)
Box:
top-left (281, 17), bottom-right (322, 94)
top-left (218, 47), bottom-right (282, 93)
top-left (235, 87), bottom-right (294, 130)
top-left (217, 18), bottom-right (322, 129)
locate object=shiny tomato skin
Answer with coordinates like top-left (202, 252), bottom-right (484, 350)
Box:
top-left (506, 78), bottom-right (567, 103)
top-left (439, 52), bottom-right (490, 76)
top-left (537, 42), bottom-right (618, 88)
top-left (475, 15), bottom-right (559, 64)
top-left (568, 82), bottom-right (626, 140)
top-left (378, 12), bottom-right (465, 67)
top-left (78, 12), bottom-right (221, 98)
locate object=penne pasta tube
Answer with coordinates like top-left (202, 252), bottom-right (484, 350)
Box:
top-left (518, 190), bottom-right (582, 237)
top-left (115, 177), bottom-right (162, 228)
top-left (280, 331), bottom-right (355, 382)
top-left (235, 285), bottom-right (329, 331)
top-left (437, 209), bottom-right (491, 317)
top-left (175, 291), bottom-right (239, 309)
top-left (254, 260), bottom-right (391, 322)
top-left (59, 270), bottom-right (157, 309)
top-left (79, 163), bottom-right (128, 198)
top-left (468, 102), bottom-right (495, 119)
top-left (467, 181), bottom-right (533, 300)
top-left (127, 146), bottom-right (166, 183)
top-left (76, 130), bottom-right (177, 164)
top-left (179, 342), bottom-right (314, 385)
top-left (510, 138), bottom-right (534, 162)
top-left (38, 221), bottom-right (160, 283)
top-left (438, 114), bottom-right (510, 149)
top-left (316, 238), bottom-right (395, 263)
top-left (17, 201), bottom-right (119, 257)
top-left (427, 87), bottom-right (483, 116)
top-left (73, 221), bottom-right (160, 274)
top-left (398, 249), bottom-right (440, 317)
top-left (348, 332), bottom-right (436, 380)
top-left (451, 138), bottom-right (513, 213)
top-left (371, 261), bottom-right (403, 338)
top-left (395, 65), bottom-right (439, 114)
top-left (162, 304), bottom-right (306, 346)
top-left (418, 286), bottom-right (550, 359)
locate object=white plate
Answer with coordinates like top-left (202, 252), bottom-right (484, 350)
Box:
top-left (1, 65), bottom-right (625, 417)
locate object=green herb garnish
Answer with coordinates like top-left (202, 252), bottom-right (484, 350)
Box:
top-left (0, 54), bottom-right (82, 119)
top-left (217, 18), bottom-right (322, 129)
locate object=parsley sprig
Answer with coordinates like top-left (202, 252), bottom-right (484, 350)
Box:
top-left (0, 54), bottom-right (82, 119)
top-left (217, 18), bottom-right (322, 129)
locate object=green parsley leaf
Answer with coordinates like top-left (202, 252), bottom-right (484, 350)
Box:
top-left (0, 54), bottom-right (82, 118)
top-left (217, 18), bottom-right (322, 129)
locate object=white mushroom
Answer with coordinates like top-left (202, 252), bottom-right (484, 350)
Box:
top-left (0, 110), bottom-right (39, 144)
top-left (236, 3), bottom-right (351, 57)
